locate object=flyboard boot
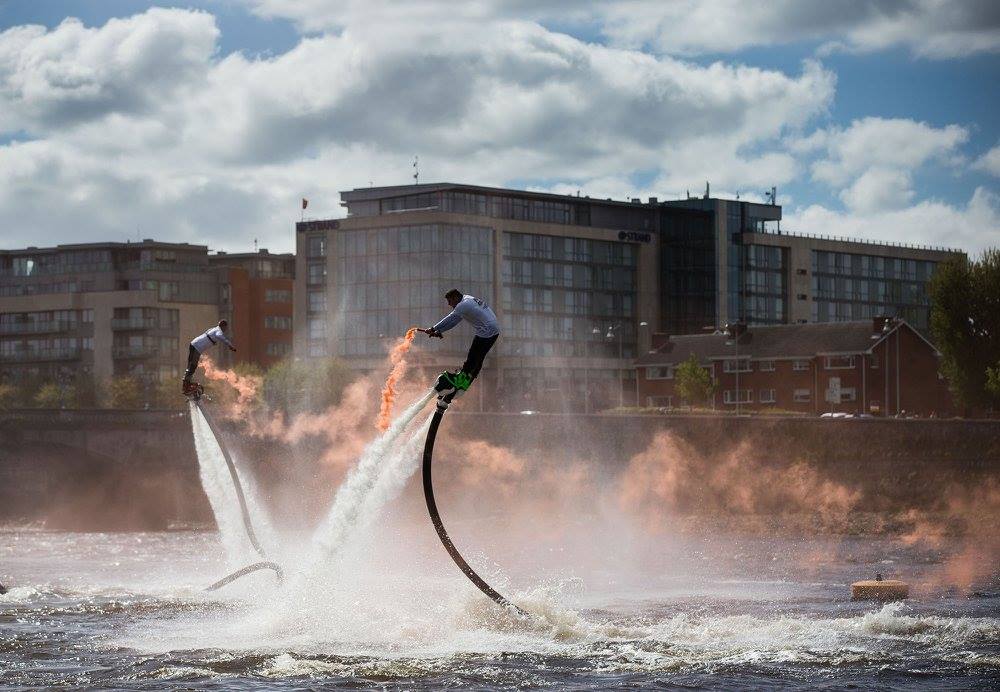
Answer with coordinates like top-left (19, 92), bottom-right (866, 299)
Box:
top-left (434, 370), bottom-right (471, 410)
top-left (182, 379), bottom-right (204, 400)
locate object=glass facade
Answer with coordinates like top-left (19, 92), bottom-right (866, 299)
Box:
top-left (347, 190), bottom-right (592, 226)
top-left (811, 250), bottom-right (936, 329)
top-left (501, 231), bottom-right (637, 358)
top-left (659, 209), bottom-right (715, 335)
top-left (334, 224), bottom-right (493, 357)
top-left (741, 245), bottom-right (786, 324)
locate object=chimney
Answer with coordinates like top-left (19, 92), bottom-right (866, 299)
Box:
top-left (648, 196), bottom-right (658, 204)
top-left (704, 181), bottom-right (710, 199)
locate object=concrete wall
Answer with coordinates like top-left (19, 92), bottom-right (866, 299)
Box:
top-left (2, 409), bottom-right (996, 528)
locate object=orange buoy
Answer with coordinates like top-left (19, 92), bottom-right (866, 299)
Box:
top-left (851, 579), bottom-right (909, 601)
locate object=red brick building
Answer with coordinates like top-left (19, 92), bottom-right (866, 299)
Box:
top-left (210, 250), bottom-right (294, 370)
top-left (635, 318), bottom-right (954, 416)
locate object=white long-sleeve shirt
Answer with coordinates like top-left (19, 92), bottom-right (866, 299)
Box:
top-left (432, 294), bottom-right (500, 338)
top-left (190, 325), bottom-right (235, 354)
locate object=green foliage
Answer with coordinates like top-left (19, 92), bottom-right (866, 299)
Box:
top-left (34, 382), bottom-right (69, 408)
top-left (929, 248), bottom-right (1000, 410)
top-left (987, 362), bottom-right (1000, 400)
top-left (262, 356), bottom-right (354, 416)
top-left (0, 383), bottom-right (17, 410)
top-left (104, 375), bottom-right (142, 409)
top-left (674, 353), bottom-right (717, 407)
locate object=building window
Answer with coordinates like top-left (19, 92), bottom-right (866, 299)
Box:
top-left (758, 360), bottom-right (775, 371)
top-left (265, 289), bottom-right (292, 303)
top-left (266, 342), bottom-right (292, 357)
top-left (723, 389), bottom-right (753, 404)
top-left (307, 262), bottom-right (326, 285)
top-left (824, 355), bottom-right (855, 369)
top-left (792, 360), bottom-right (810, 371)
top-left (723, 358), bottom-right (752, 373)
top-left (840, 387), bottom-right (857, 402)
top-left (264, 316), bottom-right (292, 330)
top-left (870, 354), bottom-right (879, 369)
top-left (793, 388), bottom-right (811, 402)
top-left (308, 318), bottom-right (326, 340)
top-left (308, 235), bottom-right (327, 258)
top-left (759, 389), bottom-right (776, 403)
top-left (308, 290), bottom-right (327, 313)
top-left (308, 340), bottom-right (327, 357)
top-left (646, 366), bottom-right (673, 380)
top-left (82, 309), bottom-right (94, 323)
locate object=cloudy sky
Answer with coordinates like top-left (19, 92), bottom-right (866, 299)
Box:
top-left (1, 0), bottom-right (998, 254)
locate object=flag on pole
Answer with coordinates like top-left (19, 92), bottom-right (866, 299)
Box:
top-left (302, 198), bottom-right (309, 210)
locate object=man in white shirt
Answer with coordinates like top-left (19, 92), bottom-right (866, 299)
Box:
top-left (419, 289), bottom-right (500, 403)
top-left (182, 320), bottom-right (237, 394)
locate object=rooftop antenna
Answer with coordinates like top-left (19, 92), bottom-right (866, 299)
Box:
top-left (413, 155), bottom-right (419, 185)
top-left (254, 237), bottom-right (258, 252)
top-left (704, 181), bottom-right (710, 199)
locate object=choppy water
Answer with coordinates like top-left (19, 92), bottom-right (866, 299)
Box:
top-left (2, 529), bottom-right (998, 690)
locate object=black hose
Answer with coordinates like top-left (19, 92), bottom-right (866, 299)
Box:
top-left (205, 561), bottom-right (284, 591)
top-left (195, 400), bottom-right (266, 559)
top-left (422, 405), bottom-right (527, 616)
top-left (192, 399), bottom-right (283, 592)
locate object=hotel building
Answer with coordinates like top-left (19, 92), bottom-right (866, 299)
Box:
top-left (294, 183), bottom-right (963, 412)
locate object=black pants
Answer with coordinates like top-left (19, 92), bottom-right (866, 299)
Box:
top-left (183, 345), bottom-right (201, 383)
top-left (460, 334), bottom-right (499, 382)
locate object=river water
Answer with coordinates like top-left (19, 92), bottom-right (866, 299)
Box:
top-left (1, 528), bottom-right (997, 690)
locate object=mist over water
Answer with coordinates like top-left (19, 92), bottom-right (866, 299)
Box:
top-left (3, 369), bottom-right (999, 688)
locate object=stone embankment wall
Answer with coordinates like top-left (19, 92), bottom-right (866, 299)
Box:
top-left (1, 410), bottom-right (997, 528)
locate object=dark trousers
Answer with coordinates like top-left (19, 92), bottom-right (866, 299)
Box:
top-left (183, 345), bottom-right (201, 383)
top-left (460, 334), bottom-right (499, 382)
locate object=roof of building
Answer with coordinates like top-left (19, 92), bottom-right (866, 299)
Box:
top-left (636, 320), bottom-right (937, 365)
top-left (0, 239), bottom-right (207, 255)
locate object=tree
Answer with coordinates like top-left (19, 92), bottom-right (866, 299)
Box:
top-left (104, 375), bottom-right (142, 409)
top-left (34, 382), bottom-right (70, 408)
top-left (0, 383), bottom-right (16, 410)
top-left (262, 356), bottom-right (353, 416)
top-left (674, 353), bottom-right (716, 408)
top-left (929, 248), bottom-right (1000, 410)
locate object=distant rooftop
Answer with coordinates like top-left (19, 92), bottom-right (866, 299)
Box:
top-left (637, 319), bottom-right (936, 365)
top-left (0, 239), bottom-right (208, 255)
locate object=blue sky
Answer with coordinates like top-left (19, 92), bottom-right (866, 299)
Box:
top-left (0, 0), bottom-right (997, 253)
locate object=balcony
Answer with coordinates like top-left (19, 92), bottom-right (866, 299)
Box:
top-left (111, 318), bottom-right (156, 330)
top-left (0, 320), bottom-right (75, 335)
top-left (0, 348), bottom-right (82, 362)
top-left (112, 345), bottom-right (170, 359)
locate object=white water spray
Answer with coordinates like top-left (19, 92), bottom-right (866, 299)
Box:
top-left (308, 389), bottom-right (435, 563)
top-left (189, 401), bottom-right (262, 568)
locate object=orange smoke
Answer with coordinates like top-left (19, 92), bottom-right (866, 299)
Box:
top-left (201, 357), bottom-right (261, 418)
top-left (618, 432), bottom-right (860, 532)
top-left (376, 328), bottom-right (418, 432)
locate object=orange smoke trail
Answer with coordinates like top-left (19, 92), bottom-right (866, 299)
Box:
top-left (201, 357), bottom-right (261, 418)
top-left (377, 328), bottom-right (418, 431)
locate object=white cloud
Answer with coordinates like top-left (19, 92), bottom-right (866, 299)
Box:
top-left (0, 9), bottom-right (218, 133)
top-left (972, 143), bottom-right (1000, 177)
top-left (838, 167), bottom-right (915, 213)
top-left (243, 0), bottom-right (1000, 58)
top-left (785, 187), bottom-right (1000, 255)
top-left (0, 8), bottom-right (836, 252)
top-left (805, 117), bottom-right (968, 187)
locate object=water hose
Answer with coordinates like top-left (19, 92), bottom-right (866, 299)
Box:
top-left (192, 400), bottom-right (282, 590)
top-left (205, 561), bottom-right (284, 591)
top-left (422, 403), bottom-right (527, 615)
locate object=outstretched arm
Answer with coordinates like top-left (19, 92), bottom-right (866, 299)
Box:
top-left (429, 310), bottom-right (462, 335)
top-left (217, 332), bottom-right (237, 351)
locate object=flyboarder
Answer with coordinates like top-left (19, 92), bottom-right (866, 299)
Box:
top-left (182, 319), bottom-right (236, 396)
top-left (420, 289), bottom-right (500, 404)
